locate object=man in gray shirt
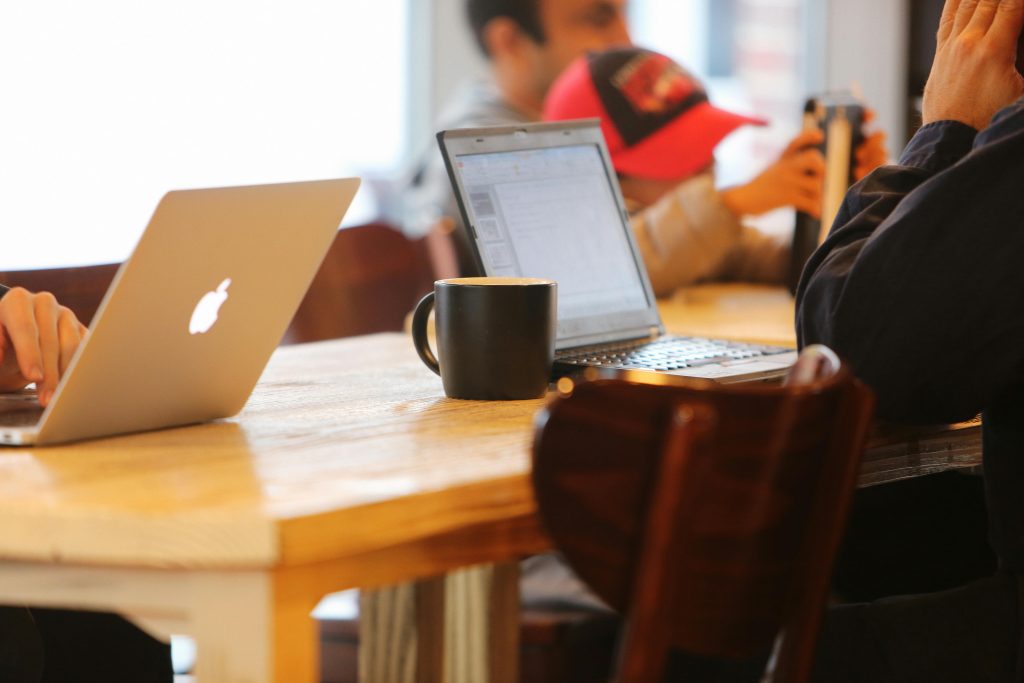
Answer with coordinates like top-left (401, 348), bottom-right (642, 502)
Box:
top-left (406, 0), bottom-right (631, 273)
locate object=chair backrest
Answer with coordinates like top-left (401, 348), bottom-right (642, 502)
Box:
top-left (532, 350), bottom-right (874, 683)
top-left (0, 263), bottom-right (120, 327)
top-left (282, 222), bottom-right (448, 344)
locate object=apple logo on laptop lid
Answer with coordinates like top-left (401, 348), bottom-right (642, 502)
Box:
top-left (189, 278), bottom-right (231, 335)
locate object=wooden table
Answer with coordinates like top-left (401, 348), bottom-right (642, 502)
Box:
top-left (0, 284), bottom-right (982, 683)
top-left (659, 283), bottom-right (798, 348)
top-left (0, 335), bottom-right (549, 683)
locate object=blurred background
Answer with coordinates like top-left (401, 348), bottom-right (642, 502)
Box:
top-left (0, 0), bottom-right (944, 270)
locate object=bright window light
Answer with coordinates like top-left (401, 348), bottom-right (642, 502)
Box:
top-left (0, 0), bottom-right (408, 270)
top-left (631, 0), bottom-right (807, 235)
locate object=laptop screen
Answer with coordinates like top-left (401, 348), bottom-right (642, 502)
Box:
top-left (449, 132), bottom-right (660, 345)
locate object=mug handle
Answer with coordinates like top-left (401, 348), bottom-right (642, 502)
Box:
top-left (411, 291), bottom-right (441, 376)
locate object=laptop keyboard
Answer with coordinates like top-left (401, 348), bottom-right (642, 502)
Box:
top-left (0, 394), bottom-right (44, 428)
top-left (556, 336), bottom-right (790, 372)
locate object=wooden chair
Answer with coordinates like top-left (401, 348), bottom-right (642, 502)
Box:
top-left (532, 347), bottom-right (875, 683)
top-left (282, 222), bottom-right (453, 344)
top-left (0, 263), bottom-right (120, 326)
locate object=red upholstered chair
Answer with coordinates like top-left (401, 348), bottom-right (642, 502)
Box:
top-left (282, 222), bottom-right (454, 344)
top-left (531, 347), bottom-right (874, 682)
top-left (0, 263), bottom-right (121, 327)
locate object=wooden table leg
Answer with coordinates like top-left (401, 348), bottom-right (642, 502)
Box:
top-left (189, 570), bottom-right (320, 683)
top-left (417, 576), bottom-right (447, 683)
top-left (360, 562), bottom-right (520, 683)
top-left (359, 581), bottom-right (420, 683)
top-left (444, 568), bottom-right (488, 683)
top-left (486, 562), bottom-right (520, 683)
top-left (189, 572), bottom-right (275, 682)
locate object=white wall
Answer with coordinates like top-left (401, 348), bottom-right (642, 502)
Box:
top-left (809, 0), bottom-right (910, 148)
top-left (425, 0), bottom-right (913, 156)
top-left (411, 0), bottom-right (488, 162)
top-left (1, 0), bottom-right (412, 270)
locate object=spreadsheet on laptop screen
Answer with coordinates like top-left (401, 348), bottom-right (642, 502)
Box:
top-left (455, 144), bottom-right (651, 334)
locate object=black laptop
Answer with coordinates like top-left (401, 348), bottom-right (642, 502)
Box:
top-left (438, 120), bottom-right (795, 383)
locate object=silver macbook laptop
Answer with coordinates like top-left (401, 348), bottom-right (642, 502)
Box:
top-left (0, 178), bottom-right (361, 446)
top-left (438, 120), bottom-right (795, 383)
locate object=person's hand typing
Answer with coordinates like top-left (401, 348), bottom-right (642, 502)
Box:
top-left (0, 288), bottom-right (87, 406)
top-left (721, 129), bottom-right (826, 218)
top-left (923, 0), bottom-right (1024, 130)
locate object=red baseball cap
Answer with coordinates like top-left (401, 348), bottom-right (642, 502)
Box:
top-left (543, 47), bottom-right (768, 181)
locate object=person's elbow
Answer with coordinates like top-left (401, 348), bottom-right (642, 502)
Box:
top-left (798, 275), bottom-right (981, 425)
top-left (841, 346), bottom-right (983, 425)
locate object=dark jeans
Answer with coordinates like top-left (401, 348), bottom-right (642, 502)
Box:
top-left (813, 472), bottom-right (1020, 683)
top-left (663, 473), bottom-right (1002, 682)
top-left (666, 575), bottom-right (1023, 683)
top-left (0, 607), bottom-right (172, 683)
top-left (813, 572), bottom-right (1022, 683)
top-left (833, 471), bottom-right (996, 601)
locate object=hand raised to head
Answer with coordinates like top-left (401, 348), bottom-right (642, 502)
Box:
top-left (0, 288), bottom-right (88, 406)
top-left (923, 0), bottom-right (1024, 130)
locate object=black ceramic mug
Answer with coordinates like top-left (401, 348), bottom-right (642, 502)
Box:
top-left (411, 278), bottom-right (557, 400)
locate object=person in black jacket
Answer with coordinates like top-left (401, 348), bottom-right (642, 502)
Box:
top-left (798, 1), bottom-right (1024, 680)
top-left (0, 284), bottom-right (172, 682)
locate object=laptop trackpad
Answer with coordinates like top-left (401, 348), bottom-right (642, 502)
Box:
top-left (672, 352), bottom-right (798, 380)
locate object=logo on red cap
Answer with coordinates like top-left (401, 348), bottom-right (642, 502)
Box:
top-left (613, 53), bottom-right (697, 116)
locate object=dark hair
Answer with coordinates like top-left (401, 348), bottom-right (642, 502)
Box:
top-left (467, 0), bottom-right (545, 56)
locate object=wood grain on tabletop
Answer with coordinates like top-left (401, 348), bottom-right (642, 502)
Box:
top-left (0, 334), bottom-right (544, 571)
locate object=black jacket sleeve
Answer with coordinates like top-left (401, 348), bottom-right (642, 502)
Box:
top-left (796, 99), bottom-right (1024, 424)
